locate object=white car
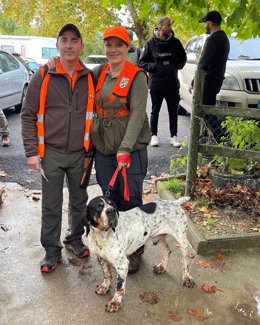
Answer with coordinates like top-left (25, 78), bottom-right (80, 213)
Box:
top-left (84, 55), bottom-right (108, 70)
top-left (178, 35), bottom-right (260, 115)
top-left (0, 50), bottom-right (30, 113)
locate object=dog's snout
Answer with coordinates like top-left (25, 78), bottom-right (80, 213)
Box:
top-left (106, 207), bottom-right (116, 215)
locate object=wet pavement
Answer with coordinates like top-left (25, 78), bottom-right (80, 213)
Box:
top-left (0, 182), bottom-right (260, 325)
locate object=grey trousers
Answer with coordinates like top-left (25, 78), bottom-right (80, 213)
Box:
top-left (40, 148), bottom-right (88, 255)
top-left (0, 108), bottom-right (9, 136)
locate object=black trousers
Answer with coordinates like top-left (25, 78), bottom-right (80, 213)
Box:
top-left (95, 148), bottom-right (148, 211)
top-left (203, 78), bottom-right (224, 142)
top-left (150, 85), bottom-right (180, 137)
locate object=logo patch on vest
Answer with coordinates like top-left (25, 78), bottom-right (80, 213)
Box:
top-left (119, 77), bottom-right (130, 88)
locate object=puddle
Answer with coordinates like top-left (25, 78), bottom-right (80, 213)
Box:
top-left (254, 295), bottom-right (260, 317)
top-left (234, 302), bottom-right (256, 320)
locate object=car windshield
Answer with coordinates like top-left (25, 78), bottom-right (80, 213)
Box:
top-left (84, 56), bottom-right (107, 64)
top-left (228, 37), bottom-right (260, 60)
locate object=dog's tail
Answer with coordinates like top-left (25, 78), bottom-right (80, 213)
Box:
top-left (175, 196), bottom-right (191, 205)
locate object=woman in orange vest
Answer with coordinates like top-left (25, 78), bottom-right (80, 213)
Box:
top-left (91, 26), bottom-right (151, 273)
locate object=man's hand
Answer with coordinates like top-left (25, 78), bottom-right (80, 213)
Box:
top-left (47, 57), bottom-right (59, 69)
top-left (188, 84), bottom-right (193, 94)
top-left (27, 155), bottom-right (41, 170)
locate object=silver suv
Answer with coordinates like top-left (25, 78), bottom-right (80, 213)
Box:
top-left (178, 35), bottom-right (260, 114)
top-left (0, 50), bottom-right (29, 113)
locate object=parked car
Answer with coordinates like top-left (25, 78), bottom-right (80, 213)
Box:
top-left (84, 55), bottom-right (108, 69)
top-left (0, 50), bottom-right (29, 113)
top-left (25, 58), bottom-right (42, 72)
top-left (178, 35), bottom-right (260, 115)
top-left (12, 52), bottom-right (34, 80)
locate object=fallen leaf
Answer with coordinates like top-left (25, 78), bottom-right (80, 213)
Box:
top-left (0, 171), bottom-right (8, 177)
top-left (183, 201), bottom-right (193, 211)
top-left (198, 207), bottom-right (210, 214)
top-left (169, 311), bottom-right (182, 321)
top-left (201, 283), bottom-right (223, 293)
top-left (215, 252), bottom-right (225, 260)
top-left (139, 291), bottom-right (160, 304)
top-left (196, 260), bottom-right (213, 268)
top-left (186, 308), bottom-right (209, 321)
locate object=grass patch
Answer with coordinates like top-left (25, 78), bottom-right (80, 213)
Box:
top-left (160, 178), bottom-right (185, 197)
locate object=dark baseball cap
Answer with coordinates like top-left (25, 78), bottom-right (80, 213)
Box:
top-left (199, 11), bottom-right (222, 23)
top-left (57, 23), bottom-right (82, 40)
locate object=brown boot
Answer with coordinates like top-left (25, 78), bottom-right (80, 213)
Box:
top-left (128, 245), bottom-right (145, 274)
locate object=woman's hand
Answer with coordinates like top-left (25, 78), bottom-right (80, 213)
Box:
top-left (46, 56), bottom-right (59, 69)
top-left (117, 153), bottom-right (131, 171)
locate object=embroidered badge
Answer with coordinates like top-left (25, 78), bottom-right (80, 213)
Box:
top-left (119, 77), bottom-right (130, 88)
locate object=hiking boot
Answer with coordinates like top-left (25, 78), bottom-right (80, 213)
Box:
top-left (40, 253), bottom-right (62, 273)
top-left (151, 135), bottom-right (159, 147)
top-left (64, 240), bottom-right (90, 258)
top-left (128, 245), bottom-right (145, 274)
top-left (170, 136), bottom-right (181, 148)
top-left (1, 135), bottom-right (10, 147)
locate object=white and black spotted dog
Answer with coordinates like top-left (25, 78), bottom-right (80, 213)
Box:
top-left (82, 196), bottom-right (195, 313)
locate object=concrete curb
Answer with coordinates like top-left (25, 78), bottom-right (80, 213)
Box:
top-left (156, 179), bottom-right (260, 254)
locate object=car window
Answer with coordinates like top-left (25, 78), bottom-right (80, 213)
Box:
top-left (0, 51), bottom-right (20, 72)
top-left (185, 38), bottom-right (198, 54)
top-left (229, 37), bottom-right (260, 60)
top-left (194, 37), bottom-right (204, 57)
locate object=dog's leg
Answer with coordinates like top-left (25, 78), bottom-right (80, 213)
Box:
top-left (105, 256), bottom-right (129, 313)
top-left (95, 258), bottom-right (112, 295)
top-left (177, 231), bottom-right (195, 288)
top-left (153, 235), bottom-right (170, 274)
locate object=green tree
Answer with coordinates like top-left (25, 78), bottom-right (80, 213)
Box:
top-left (0, 0), bottom-right (118, 39)
top-left (107, 0), bottom-right (260, 44)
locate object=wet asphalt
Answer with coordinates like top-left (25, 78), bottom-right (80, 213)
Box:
top-left (0, 183), bottom-right (260, 325)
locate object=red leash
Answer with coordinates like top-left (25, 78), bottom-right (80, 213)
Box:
top-left (108, 155), bottom-right (131, 201)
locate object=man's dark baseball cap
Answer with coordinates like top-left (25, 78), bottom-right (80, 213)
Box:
top-left (199, 11), bottom-right (222, 23)
top-left (57, 23), bottom-right (82, 40)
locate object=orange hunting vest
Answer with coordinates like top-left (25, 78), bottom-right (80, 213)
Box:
top-left (95, 61), bottom-right (141, 118)
top-left (36, 65), bottom-right (94, 158)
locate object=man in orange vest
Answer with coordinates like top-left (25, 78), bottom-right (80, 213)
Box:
top-left (21, 24), bottom-right (94, 273)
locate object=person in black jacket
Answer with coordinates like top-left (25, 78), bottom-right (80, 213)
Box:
top-left (189, 11), bottom-right (230, 142)
top-left (139, 17), bottom-right (187, 147)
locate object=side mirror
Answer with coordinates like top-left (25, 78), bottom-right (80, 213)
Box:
top-left (186, 53), bottom-right (197, 64)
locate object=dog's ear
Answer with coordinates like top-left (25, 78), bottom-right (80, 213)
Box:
top-left (81, 206), bottom-right (90, 237)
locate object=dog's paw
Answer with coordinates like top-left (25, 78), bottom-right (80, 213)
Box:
top-left (153, 264), bottom-right (166, 274)
top-left (95, 284), bottom-right (110, 295)
top-left (183, 277), bottom-right (195, 288)
top-left (105, 300), bottom-right (122, 313)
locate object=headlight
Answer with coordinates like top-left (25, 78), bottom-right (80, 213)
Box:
top-left (221, 73), bottom-right (240, 90)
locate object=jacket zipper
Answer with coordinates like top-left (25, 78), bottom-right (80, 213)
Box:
top-left (65, 78), bottom-right (73, 153)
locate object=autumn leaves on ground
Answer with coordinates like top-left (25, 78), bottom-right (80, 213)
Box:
top-left (139, 252), bottom-right (227, 322)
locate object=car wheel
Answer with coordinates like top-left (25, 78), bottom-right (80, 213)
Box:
top-left (178, 104), bottom-right (187, 116)
top-left (15, 85), bottom-right (28, 113)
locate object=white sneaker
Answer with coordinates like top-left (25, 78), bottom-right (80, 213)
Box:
top-left (150, 135), bottom-right (159, 147)
top-left (170, 136), bottom-right (181, 147)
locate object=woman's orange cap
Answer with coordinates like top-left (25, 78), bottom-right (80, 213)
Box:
top-left (103, 26), bottom-right (130, 45)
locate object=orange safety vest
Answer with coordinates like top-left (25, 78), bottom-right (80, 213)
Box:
top-left (37, 66), bottom-right (94, 158)
top-left (95, 61), bottom-right (141, 118)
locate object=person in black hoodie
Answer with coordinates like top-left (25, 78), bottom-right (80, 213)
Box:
top-left (139, 17), bottom-right (186, 147)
